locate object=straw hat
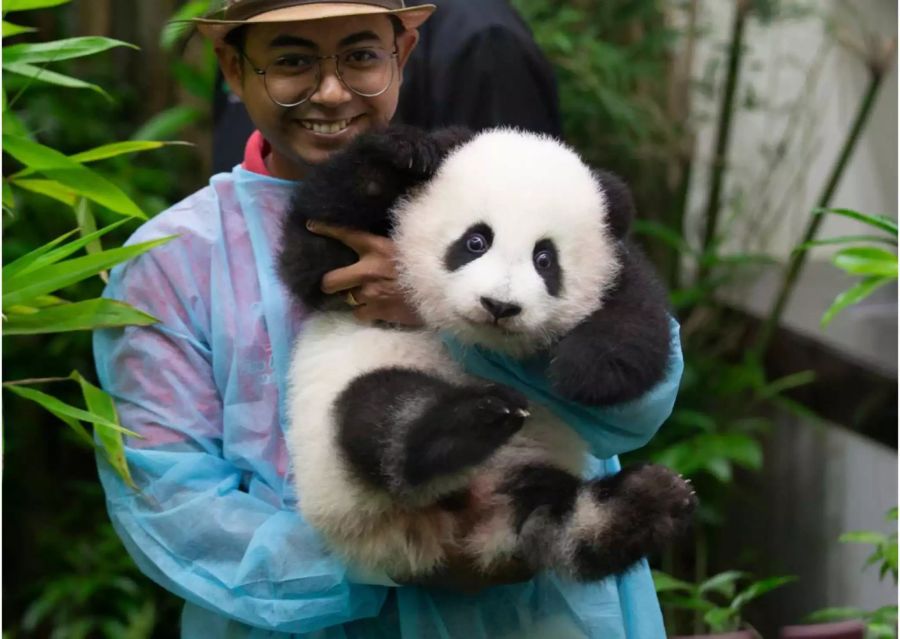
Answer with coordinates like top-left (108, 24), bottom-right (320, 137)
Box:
top-left (193, 0), bottom-right (437, 41)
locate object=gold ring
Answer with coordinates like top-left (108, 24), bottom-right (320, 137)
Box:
top-left (346, 290), bottom-right (363, 307)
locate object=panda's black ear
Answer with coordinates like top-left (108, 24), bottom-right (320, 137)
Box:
top-left (594, 170), bottom-right (635, 240)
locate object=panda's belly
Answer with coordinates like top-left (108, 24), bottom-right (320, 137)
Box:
top-left (286, 313), bottom-right (464, 519)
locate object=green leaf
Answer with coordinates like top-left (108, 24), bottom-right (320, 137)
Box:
top-left (2, 61), bottom-right (110, 97)
top-left (3, 0), bottom-right (69, 12)
top-left (887, 508), bottom-right (898, 522)
top-left (3, 37), bottom-right (138, 65)
top-left (70, 371), bottom-right (137, 489)
top-left (700, 571), bottom-right (748, 598)
top-left (2, 235), bottom-right (175, 307)
top-left (703, 607), bottom-right (737, 633)
top-left (652, 570), bottom-right (696, 594)
top-left (3, 298), bottom-right (159, 334)
top-left (822, 276), bottom-right (893, 327)
top-left (131, 105), bottom-right (204, 141)
top-left (4, 384), bottom-right (137, 437)
top-left (806, 607), bottom-right (867, 623)
top-left (706, 456), bottom-right (733, 482)
top-left (832, 247), bottom-right (898, 277)
top-left (2, 20), bottom-right (36, 36)
top-left (161, 0), bottom-right (209, 51)
top-left (815, 208), bottom-right (898, 236)
top-left (758, 370), bottom-right (816, 399)
top-left (11, 140), bottom-right (191, 180)
top-left (794, 235), bottom-right (898, 252)
top-left (730, 575), bottom-right (796, 612)
top-left (10, 177), bottom-right (78, 205)
top-left (839, 531), bottom-right (887, 545)
top-left (632, 219), bottom-right (695, 255)
top-left (2, 178), bottom-right (14, 209)
top-left (74, 198), bottom-right (102, 257)
top-left (2, 134), bottom-right (144, 217)
top-left (2, 219), bottom-right (129, 281)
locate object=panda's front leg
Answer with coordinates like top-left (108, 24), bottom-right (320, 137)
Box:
top-left (335, 368), bottom-right (529, 498)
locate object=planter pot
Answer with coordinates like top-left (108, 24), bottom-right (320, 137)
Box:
top-left (779, 620), bottom-right (866, 639)
top-left (671, 632), bottom-right (755, 639)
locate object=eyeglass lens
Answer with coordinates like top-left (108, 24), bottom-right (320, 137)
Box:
top-left (263, 48), bottom-right (396, 106)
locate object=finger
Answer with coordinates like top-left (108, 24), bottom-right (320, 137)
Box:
top-left (320, 258), bottom-right (392, 294)
top-left (307, 221), bottom-right (391, 256)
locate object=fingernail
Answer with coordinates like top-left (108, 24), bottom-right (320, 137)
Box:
top-left (306, 220), bottom-right (317, 231)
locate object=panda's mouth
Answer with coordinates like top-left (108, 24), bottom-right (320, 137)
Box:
top-left (460, 315), bottom-right (522, 336)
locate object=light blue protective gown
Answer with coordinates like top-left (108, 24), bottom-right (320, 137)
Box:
top-left (94, 164), bottom-right (682, 639)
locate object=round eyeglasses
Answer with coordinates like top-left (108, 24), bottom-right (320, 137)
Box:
top-left (241, 47), bottom-right (398, 107)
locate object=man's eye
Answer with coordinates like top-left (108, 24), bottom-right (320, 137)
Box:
top-left (273, 54), bottom-right (315, 70)
top-left (342, 48), bottom-right (381, 66)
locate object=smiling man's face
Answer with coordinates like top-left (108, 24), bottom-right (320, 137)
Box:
top-left (218, 15), bottom-right (418, 180)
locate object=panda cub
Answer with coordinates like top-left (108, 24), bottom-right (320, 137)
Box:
top-left (279, 126), bottom-right (695, 582)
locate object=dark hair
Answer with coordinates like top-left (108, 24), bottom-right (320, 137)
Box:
top-left (223, 15), bottom-right (406, 53)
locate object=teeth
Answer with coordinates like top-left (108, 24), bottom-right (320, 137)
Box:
top-left (301, 119), bottom-right (351, 134)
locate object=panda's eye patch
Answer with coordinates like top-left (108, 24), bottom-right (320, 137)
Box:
top-left (533, 239), bottom-right (562, 296)
top-left (444, 223), bottom-right (494, 272)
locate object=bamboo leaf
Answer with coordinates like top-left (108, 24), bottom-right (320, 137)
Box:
top-left (70, 371), bottom-right (137, 489)
top-left (10, 177), bottom-right (78, 206)
top-left (632, 219), bottom-right (695, 255)
top-left (2, 219), bottom-right (129, 281)
top-left (729, 576), bottom-right (796, 612)
top-left (806, 607), bottom-right (867, 623)
top-left (2, 20), bottom-right (36, 36)
top-left (3, 37), bottom-right (137, 65)
top-left (130, 105), bottom-right (204, 141)
top-left (832, 247), bottom-right (898, 277)
top-left (4, 384), bottom-right (138, 437)
top-left (2, 235), bottom-right (175, 307)
top-left (700, 571), bottom-right (748, 598)
top-left (3, 0), bottom-right (70, 11)
top-left (815, 208), bottom-right (898, 236)
top-left (3, 298), bottom-right (159, 334)
top-left (2, 61), bottom-right (110, 97)
top-left (793, 235), bottom-right (898, 252)
top-left (839, 531), bottom-right (887, 545)
top-left (2, 178), bottom-right (15, 209)
top-left (11, 141), bottom-right (192, 180)
top-left (821, 276), bottom-right (893, 327)
top-left (2, 134), bottom-right (144, 217)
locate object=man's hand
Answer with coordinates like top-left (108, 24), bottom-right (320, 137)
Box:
top-left (307, 221), bottom-right (422, 326)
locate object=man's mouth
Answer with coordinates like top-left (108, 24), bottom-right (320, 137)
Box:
top-left (298, 117), bottom-right (358, 135)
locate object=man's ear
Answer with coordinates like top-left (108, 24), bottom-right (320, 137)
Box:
top-left (216, 44), bottom-right (245, 100)
top-left (395, 29), bottom-right (420, 76)
top-left (594, 170), bottom-right (635, 240)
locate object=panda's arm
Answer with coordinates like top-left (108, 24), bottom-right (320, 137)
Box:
top-left (547, 242), bottom-right (672, 406)
top-left (278, 126), bottom-right (473, 310)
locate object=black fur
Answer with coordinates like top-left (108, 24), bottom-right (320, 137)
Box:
top-left (594, 170), bottom-right (635, 240)
top-left (533, 238), bottom-right (562, 296)
top-left (335, 368), bottom-right (528, 494)
top-left (548, 242), bottom-right (672, 406)
top-left (278, 125), bottom-right (473, 310)
top-left (500, 464), bottom-right (581, 533)
top-left (571, 464), bottom-right (697, 580)
top-left (443, 223), bottom-right (494, 272)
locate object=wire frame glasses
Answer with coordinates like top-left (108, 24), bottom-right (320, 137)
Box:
top-left (242, 47), bottom-right (398, 107)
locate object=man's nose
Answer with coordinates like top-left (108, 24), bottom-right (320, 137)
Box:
top-left (309, 61), bottom-right (352, 106)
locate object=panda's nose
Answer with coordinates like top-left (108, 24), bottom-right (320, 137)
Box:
top-left (480, 297), bottom-right (522, 320)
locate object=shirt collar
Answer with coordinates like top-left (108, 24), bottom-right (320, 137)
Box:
top-left (242, 130), bottom-right (272, 176)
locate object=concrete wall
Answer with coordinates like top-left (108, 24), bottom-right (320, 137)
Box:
top-left (686, 0), bottom-right (898, 376)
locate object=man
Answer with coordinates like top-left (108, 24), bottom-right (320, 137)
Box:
top-left (211, 0), bottom-right (562, 174)
top-left (96, 1), bottom-right (670, 637)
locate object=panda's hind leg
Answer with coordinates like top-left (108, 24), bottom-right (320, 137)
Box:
top-left (335, 368), bottom-right (528, 500)
top-left (486, 463), bottom-right (696, 581)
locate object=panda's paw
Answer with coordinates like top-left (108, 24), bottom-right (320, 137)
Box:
top-left (403, 385), bottom-right (528, 487)
top-left (569, 465), bottom-right (696, 581)
top-left (365, 126), bottom-right (444, 177)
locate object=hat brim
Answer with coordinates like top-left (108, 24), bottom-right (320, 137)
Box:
top-left (193, 3), bottom-right (436, 41)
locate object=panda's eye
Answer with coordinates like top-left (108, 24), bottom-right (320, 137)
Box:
top-left (534, 250), bottom-right (554, 270)
top-left (466, 233), bottom-right (489, 253)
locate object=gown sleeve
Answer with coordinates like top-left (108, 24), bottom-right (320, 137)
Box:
top-left (93, 228), bottom-right (387, 634)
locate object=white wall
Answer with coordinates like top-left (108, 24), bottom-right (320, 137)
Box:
top-left (686, 0), bottom-right (898, 376)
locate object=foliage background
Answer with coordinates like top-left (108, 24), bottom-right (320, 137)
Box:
top-left (3, 1), bottom-right (896, 637)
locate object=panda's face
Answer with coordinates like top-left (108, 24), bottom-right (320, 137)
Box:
top-left (393, 130), bottom-right (621, 355)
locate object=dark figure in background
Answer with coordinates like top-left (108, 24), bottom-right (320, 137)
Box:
top-left (211, 0), bottom-right (562, 174)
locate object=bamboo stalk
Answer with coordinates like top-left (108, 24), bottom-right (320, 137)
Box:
top-left (697, 0), bottom-right (752, 278)
top-left (753, 51), bottom-right (892, 357)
